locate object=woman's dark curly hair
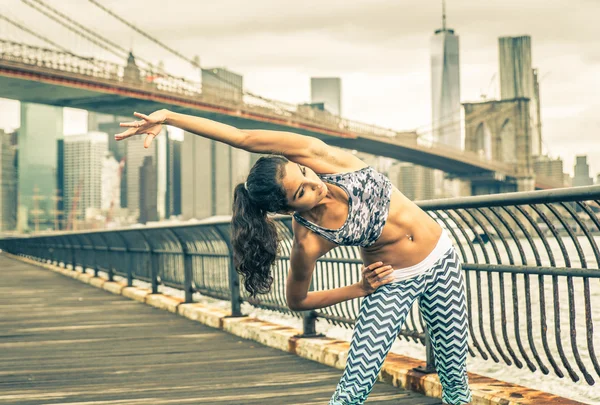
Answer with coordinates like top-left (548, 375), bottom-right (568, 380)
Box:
top-left (231, 155), bottom-right (293, 298)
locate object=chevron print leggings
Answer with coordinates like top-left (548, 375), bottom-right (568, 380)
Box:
top-left (329, 247), bottom-right (472, 405)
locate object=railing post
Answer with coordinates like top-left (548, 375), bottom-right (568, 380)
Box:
top-left (169, 229), bottom-right (194, 304)
top-left (213, 225), bottom-right (244, 318)
top-left (70, 236), bottom-right (77, 271)
top-left (150, 250), bottom-right (159, 294)
top-left (98, 233), bottom-right (113, 282)
top-left (414, 330), bottom-right (436, 374)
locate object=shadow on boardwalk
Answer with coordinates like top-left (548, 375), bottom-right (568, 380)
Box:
top-left (0, 256), bottom-right (442, 405)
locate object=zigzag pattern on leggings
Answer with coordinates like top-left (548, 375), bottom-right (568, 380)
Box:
top-left (330, 279), bottom-right (422, 404)
top-left (420, 250), bottom-right (471, 405)
top-left (329, 247), bottom-right (472, 405)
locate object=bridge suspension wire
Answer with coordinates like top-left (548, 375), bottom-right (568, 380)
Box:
top-left (22, 0), bottom-right (156, 69)
top-left (21, 0), bottom-right (132, 63)
top-left (87, 0), bottom-right (198, 68)
top-left (86, 0), bottom-right (301, 115)
top-left (0, 12), bottom-right (69, 52)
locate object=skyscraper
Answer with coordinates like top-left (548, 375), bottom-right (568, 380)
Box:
top-left (310, 78), bottom-right (342, 116)
top-left (18, 103), bottom-right (63, 232)
top-left (63, 132), bottom-right (108, 228)
top-left (430, 0), bottom-right (461, 149)
top-left (0, 129), bottom-right (18, 232)
top-left (180, 132), bottom-right (251, 220)
top-left (166, 133), bottom-right (182, 217)
top-left (388, 162), bottom-right (435, 201)
top-left (202, 67), bottom-right (243, 103)
top-left (126, 133), bottom-right (159, 220)
top-left (573, 155), bottom-right (593, 187)
top-left (139, 156), bottom-right (158, 224)
top-left (498, 35), bottom-right (542, 156)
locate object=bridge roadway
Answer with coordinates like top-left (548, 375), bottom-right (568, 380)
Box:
top-left (0, 255), bottom-right (442, 405)
top-left (0, 38), bottom-right (528, 184)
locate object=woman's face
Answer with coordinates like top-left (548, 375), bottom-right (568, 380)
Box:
top-left (281, 161), bottom-right (328, 212)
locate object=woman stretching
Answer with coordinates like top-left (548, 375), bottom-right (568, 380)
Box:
top-left (116, 109), bottom-right (472, 405)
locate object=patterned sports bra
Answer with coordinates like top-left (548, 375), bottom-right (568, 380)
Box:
top-left (292, 166), bottom-right (393, 247)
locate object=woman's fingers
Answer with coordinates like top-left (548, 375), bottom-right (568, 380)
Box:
top-left (133, 111), bottom-right (151, 121)
top-left (114, 128), bottom-right (137, 141)
top-left (144, 133), bottom-right (156, 148)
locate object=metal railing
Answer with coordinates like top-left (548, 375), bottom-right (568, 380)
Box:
top-left (2, 186), bottom-right (599, 384)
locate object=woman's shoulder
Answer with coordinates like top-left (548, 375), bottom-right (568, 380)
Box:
top-left (292, 217), bottom-right (338, 255)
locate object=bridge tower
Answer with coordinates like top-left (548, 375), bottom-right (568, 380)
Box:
top-left (463, 98), bottom-right (534, 195)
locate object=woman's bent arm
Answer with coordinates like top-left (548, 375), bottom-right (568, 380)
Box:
top-left (289, 283), bottom-right (368, 311)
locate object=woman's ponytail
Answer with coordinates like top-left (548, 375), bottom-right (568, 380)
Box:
top-left (230, 155), bottom-right (291, 298)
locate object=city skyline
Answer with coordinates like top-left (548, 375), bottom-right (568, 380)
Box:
top-left (0, 0), bottom-right (597, 177)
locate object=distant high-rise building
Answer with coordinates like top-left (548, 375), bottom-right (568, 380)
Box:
top-left (18, 103), bottom-right (63, 231)
top-left (310, 77), bottom-right (342, 116)
top-left (88, 113), bottom-right (128, 208)
top-left (573, 155), bottom-right (593, 187)
top-left (101, 152), bottom-right (121, 211)
top-left (139, 156), bottom-right (158, 224)
top-left (56, 139), bottom-right (65, 230)
top-left (498, 35), bottom-right (542, 156)
top-left (202, 67), bottom-right (243, 102)
top-left (0, 129), bottom-right (18, 231)
top-left (63, 132), bottom-right (108, 226)
top-left (430, 1), bottom-right (461, 150)
top-left (533, 155), bottom-right (565, 187)
top-left (181, 132), bottom-right (211, 219)
top-left (388, 163), bottom-right (435, 201)
top-left (126, 133), bottom-right (159, 220)
top-left (181, 132), bottom-right (251, 220)
top-left (166, 134), bottom-right (182, 217)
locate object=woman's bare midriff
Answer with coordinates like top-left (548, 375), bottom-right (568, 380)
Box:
top-left (360, 188), bottom-right (443, 270)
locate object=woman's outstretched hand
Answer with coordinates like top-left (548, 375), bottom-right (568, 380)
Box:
top-left (115, 110), bottom-right (168, 148)
top-left (359, 261), bottom-right (395, 295)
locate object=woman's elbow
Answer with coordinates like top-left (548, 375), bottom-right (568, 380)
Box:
top-left (286, 296), bottom-right (308, 312)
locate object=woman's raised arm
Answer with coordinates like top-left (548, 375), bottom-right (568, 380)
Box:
top-left (116, 109), bottom-right (365, 172)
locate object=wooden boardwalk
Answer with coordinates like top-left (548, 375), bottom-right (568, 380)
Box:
top-left (0, 256), bottom-right (442, 405)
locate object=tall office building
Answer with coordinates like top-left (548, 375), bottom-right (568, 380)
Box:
top-left (310, 78), bottom-right (342, 116)
top-left (430, 1), bottom-right (461, 150)
top-left (533, 155), bottom-right (565, 187)
top-left (181, 133), bottom-right (212, 219)
top-left (101, 152), bottom-right (121, 211)
top-left (181, 132), bottom-right (251, 220)
top-left (0, 129), bottom-right (18, 232)
top-left (63, 132), bottom-right (108, 226)
top-left (498, 35), bottom-right (542, 156)
top-left (166, 134), bottom-right (182, 217)
top-left (388, 162), bottom-right (435, 201)
top-left (139, 156), bottom-right (158, 224)
top-left (18, 103), bottom-right (63, 231)
top-left (202, 67), bottom-right (243, 102)
top-left (89, 113), bottom-right (128, 208)
top-left (126, 132), bottom-right (159, 220)
top-left (573, 155), bottom-right (593, 187)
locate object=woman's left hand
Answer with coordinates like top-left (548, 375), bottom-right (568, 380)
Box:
top-left (115, 110), bottom-right (168, 148)
top-left (359, 261), bottom-right (394, 295)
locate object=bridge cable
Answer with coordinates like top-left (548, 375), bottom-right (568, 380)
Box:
top-left (87, 0), bottom-right (302, 115)
top-left (23, 0), bottom-right (156, 69)
top-left (0, 13), bottom-right (70, 52)
top-left (21, 0), bottom-right (130, 62)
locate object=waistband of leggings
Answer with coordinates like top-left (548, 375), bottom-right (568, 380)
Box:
top-left (389, 229), bottom-right (453, 282)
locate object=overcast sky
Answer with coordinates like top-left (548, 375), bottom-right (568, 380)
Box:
top-left (0, 0), bottom-right (598, 176)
